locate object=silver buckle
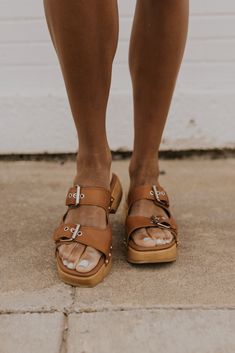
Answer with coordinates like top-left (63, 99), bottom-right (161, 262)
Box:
top-left (152, 185), bottom-right (161, 203)
top-left (150, 215), bottom-right (170, 229)
top-left (71, 224), bottom-right (81, 240)
top-left (60, 224), bottom-right (82, 242)
top-left (75, 185), bottom-right (81, 206)
top-left (151, 185), bottom-right (167, 205)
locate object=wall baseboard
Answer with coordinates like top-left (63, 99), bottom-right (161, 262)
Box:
top-left (0, 148), bottom-right (234, 161)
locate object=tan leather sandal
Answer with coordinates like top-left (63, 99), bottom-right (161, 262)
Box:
top-left (53, 173), bottom-right (122, 287)
top-left (125, 184), bottom-right (179, 264)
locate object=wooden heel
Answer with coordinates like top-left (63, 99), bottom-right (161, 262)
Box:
top-left (110, 173), bottom-right (123, 214)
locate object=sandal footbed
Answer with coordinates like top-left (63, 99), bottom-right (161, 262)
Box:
top-left (56, 252), bottom-right (111, 287)
top-left (127, 242), bottom-right (177, 264)
top-left (128, 237), bottom-right (176, 252)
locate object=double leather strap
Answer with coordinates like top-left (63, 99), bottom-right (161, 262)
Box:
top-left (53, 184), bottom-right (113, 264)
top-left (65, 186), bottom-right (111, 212)
top-left (126, 184), bottom-right (178, 246)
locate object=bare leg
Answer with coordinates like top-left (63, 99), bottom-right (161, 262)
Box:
top-left (44, 0), bottom-right (118, 271)
top-left (128, 0), bottom-right (189, 246)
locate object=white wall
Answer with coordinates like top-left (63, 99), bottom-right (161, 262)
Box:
top-left (0, 0), bottom-right (235, 153)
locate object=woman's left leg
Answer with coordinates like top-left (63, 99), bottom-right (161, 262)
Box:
top-left (128, 0), bottom-right (189, 247)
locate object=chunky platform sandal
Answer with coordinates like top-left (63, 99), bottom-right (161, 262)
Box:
top-left (125, 184), bottom-right (179, 264)
top-left (53, 173), bottom-right (123, 287)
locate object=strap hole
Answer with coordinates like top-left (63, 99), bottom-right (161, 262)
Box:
top-left (64, 227), bottom-right (69, 231)
top-left (61, 237), bottom-right (68, 241)
top-left (78, 231), bottom-right (83, 236)
top-left (80, 194), bottom-right (85, 198)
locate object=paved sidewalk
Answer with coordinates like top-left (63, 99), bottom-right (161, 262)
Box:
top-left (0, 159), bottom-right (235, 353)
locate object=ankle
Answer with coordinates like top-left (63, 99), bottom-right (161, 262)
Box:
top-left (74, 151), bottom-right (112, 188)
top-left (129, 156), bottom-right (160, 189)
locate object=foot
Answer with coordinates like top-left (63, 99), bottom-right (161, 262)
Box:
top-left (58, 153), bottom-right (112, 273)
top-left (129, 158), bottom-right (173, 247)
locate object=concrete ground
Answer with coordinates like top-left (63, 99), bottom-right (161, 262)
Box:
top-left (0, 159), bottom-right (235, 353)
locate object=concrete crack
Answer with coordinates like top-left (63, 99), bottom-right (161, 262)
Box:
top-left (59, 313), bottom-right (69, 353)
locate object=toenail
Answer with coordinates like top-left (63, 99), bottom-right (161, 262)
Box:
top-left (155, 239), bottom-right (165, 245)
top-left (143, 237), bottom-right (152, 242)
top-left (67, 262), bottom-right (75, 269)
top-left (78, 259), bottom-right (89, 268)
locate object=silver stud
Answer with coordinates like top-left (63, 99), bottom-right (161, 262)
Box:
top-left (105, 259), bottom-right (109, 264)
top-left (109, 253), bottom-right (111, 257)
top-left (110, 245), bottom-right (113, 249)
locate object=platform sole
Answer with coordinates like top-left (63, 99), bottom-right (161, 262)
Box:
top-left (127, 243), bottom-right (177, 264)
top-left (56, 259), bottom-right (112, 287)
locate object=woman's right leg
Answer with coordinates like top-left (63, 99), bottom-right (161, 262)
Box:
top-left (44, 0), bottom-right (119, 272)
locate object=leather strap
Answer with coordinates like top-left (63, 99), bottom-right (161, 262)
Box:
top-left (126, 215), bottom-right (178, 244)
top-left (66, 186), bottom-right (111, 212)
top-left (53, 223), bottom-right (112, 260)
top-left (127, 184), bottom-right (169, 211)
top-left (126, 183), bottom-right (178, 245)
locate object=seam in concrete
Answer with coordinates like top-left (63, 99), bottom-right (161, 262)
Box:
top-left (67, 308), bottom-right (235, 316)
top-left (72, 305), bottom-right (235, 314)
top-left (64, 287), bottom-right (76, 315)
top-left (0, 305), bottom-right (234, 316)
top-left (59, 313), bottom-right (68, 353)
top-left (0, 309), bottom-right (62, 315)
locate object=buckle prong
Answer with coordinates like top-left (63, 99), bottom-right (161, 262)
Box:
top-left (151, 215), bottom-right (171, 229)
top-left (72, 224), bottom-right (81, 240)
top-left (152, 185), bottom-right (161, 203)
top-left (75, 185), bottom-right (81, 206)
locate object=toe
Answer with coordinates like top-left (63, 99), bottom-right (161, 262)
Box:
top-left (58, 243), bottom-right (76, 264)
top-left (132, 228), bottom-right (156, 247)
top-left (66, 243), bottom-right (86, 269)
top-left (76, 246), bottom-right (102, 273)
top-left (147, 228), bottom-right (173, 245)
top-left (162, 230), bottom-right (174, 243)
